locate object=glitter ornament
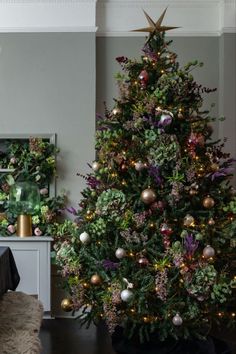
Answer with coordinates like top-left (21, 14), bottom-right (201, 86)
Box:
top-left (61, 298), bottom-right (73, 312)
top-left (141, 188), bottom-right (157, 204)
top-left (115, 248), bottom-right (126, 259)
top-left (79, 231), bottom-right (90, 244)
top-left (172, 313), bottom-right (183, 326)
top-left (120, 289), bottom-right (133, 302)
top-left (90, 274), bottom-right (102, 285)
top-left (183, 214), bottom-right (195, 227)
top-left (134, 161), bottom-right (145, 171)
top-left (203, 245), bottom-right (215, 258)
top-left (92, 161), bottom-right (100, 172)
top-left (203, 196), bottom-right (215, 209)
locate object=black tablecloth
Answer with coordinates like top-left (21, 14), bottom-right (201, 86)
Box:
top-left (0, 246), bottom-right (20, 297)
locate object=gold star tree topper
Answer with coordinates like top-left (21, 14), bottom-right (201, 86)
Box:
top-left (132, 8), bottom-right (179, 35)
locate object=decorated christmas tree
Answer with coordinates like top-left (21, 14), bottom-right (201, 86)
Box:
top-left (55, 9), bottom-right (236, 345)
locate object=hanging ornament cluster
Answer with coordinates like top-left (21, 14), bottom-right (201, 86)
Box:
top-left (141, 188), bottom-right (157, 204)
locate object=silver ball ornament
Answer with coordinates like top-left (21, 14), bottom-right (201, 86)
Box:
top-left (141, 188), bottom-right (157, 204)
top-left (112, 107), bottom-right (121, 115)
top-left (134, 161), bottom-right (145, 171)
top-left (79, 231), bottom-right (90, 244)
top-left (203, 245), bottom-right (215, 258)
top-left (92, 161), bottom-right (100, 172)
top-left (120, 289), bottom-right (133, 302)
top-left (115, 248), bottom-right (126, 259)
top-left (172, 313), bottom-right (183, 326)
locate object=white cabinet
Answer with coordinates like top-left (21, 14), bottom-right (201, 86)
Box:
top-left (0, 236), bottom-right (52, 313)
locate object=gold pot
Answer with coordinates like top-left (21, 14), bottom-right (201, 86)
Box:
top-left (17, 215), bottom-right (32, 237)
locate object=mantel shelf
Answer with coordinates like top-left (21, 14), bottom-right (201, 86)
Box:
top-left (0, 236), bottom-right (53, 241)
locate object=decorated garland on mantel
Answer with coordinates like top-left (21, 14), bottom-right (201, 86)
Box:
top-left (0, 137), bottom-right (66, 236)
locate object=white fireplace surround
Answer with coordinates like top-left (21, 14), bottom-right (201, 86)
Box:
top-left (0, 0), bottom-right (235, 35)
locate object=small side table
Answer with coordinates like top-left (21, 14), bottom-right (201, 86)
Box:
top-left (0, 236), bottom-right (52, 313)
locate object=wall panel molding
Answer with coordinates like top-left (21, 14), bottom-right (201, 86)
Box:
top-left (0, 0), bottom-right (235, 34)
top-left (96, 0), bottom-right (236, 36)
top-left (0, 0), bottom-right (97, 32)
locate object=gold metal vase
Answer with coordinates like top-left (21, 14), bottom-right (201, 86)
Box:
top-left (17, 215), bottom-right (32, 237)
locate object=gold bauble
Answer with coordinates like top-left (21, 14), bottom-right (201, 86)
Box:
top-left (90, 274), bottom-right (102, 285)
top-left (141, 188), bottom-right (157, 204)
top-left (210, 163), bottom-right (219, 172)
top-left (61, 298), bottom-right (73, 312)
top-left (183, 214), bottom-right (195, 227)
top-left (203, 196), bottom-right (215, 209)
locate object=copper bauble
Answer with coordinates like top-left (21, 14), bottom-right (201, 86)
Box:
top-left (203, 196), bottom-right (215, 209)
top-left (189, 188), bottom-right (197, 196)
top-left (141, 188), bottom-right (157, 204)
top-left (61, 298), bottom-right (73, 312)
top-left (138, 257), bottom-right (149, 267)
top-left (203, 245), bottom-right (215, 258)
top-left (208, 218), bottom-right (215, 226)
top-left (90, 274), bottom-right (102, 285)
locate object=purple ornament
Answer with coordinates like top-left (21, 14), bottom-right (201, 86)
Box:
top-left (159, 114), bottom-right (172, 127)
top-left (184, 233), bottom-right (199, 258)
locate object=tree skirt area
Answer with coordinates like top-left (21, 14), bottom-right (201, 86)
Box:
top-left (0, 291), bottom-right (43, 354)
top-left (112, 326), bottom-right (232, 354)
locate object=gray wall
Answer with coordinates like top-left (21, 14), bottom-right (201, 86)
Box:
top-left (0, 33), bottom-right (96, 209)
top-left (96, 36), bottom-right (220, 139)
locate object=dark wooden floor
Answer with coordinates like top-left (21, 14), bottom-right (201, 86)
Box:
top-left (40, 319), bottom-right (236, 354)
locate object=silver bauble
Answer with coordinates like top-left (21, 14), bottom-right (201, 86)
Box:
top-left (141, 188), bottom-right (157, 204)
top-left (120, 289), bottom-right (133, 302)
top-left (172, 313), bottom-right (183, 326)
top-left (134, 161), bottom-right (145, 171)
top-left (79, 231), bottom-right (90, 244)
top-left (115, 248), bottom-right (126, 259)
top-left (112, 107), bottom-right (121, 115)
top-left (92, 161), bottom-right (100, 172)
top-left (203, 245), bottom-right (215, 258)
